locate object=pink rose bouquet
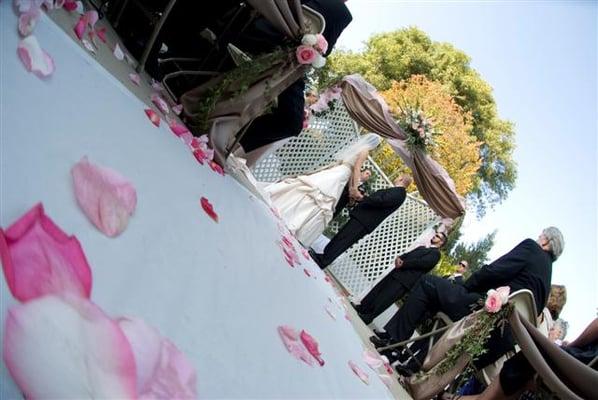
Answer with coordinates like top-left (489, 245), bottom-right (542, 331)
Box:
top-left (296, 34), bottom-right (328, 69)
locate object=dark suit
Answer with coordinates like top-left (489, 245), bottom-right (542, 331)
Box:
top-left (355, 246), bottom-right (441, 324)
top-left (316, 186), bottom-right (407, 268)
top-left (333, 182), bottom-right (366, 219)
top-left (384, 238), bottom-right (553, 370)
top-left (443, 274), bottom-right (465, 285)
top-left (239, 0), bottom-right (352, 152)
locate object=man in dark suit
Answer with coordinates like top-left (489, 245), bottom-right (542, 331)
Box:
top-left (310, 174), bottom-right (413, 269)
top-left (443, 260), bottom-right (469, 285)
top-left (370, 227), bottom-right (565, 374)
top-left (333, 169), bottom-right (372, 219)
top-left (354, 231), bottom-right (447, 324)
top-left (238, 0), bottom-right (353, 153)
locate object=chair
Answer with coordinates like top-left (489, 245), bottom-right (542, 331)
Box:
top-left (377, 290), bottom-right (538, 400)
top-left (509, 310), bottom-right (598, 399)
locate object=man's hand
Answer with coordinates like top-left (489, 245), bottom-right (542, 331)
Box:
top-left (349, 187), bottom-right (364, 201)
top-left (395, 257), bottom-right (404, 269)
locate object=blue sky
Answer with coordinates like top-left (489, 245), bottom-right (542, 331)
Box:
top-left (335, 0), bottom-right (597, 338)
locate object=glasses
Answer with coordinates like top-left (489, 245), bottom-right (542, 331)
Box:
top-left (459, 262), bottom-right (468, 268)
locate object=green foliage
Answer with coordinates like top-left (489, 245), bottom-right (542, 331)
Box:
top-left (451, 230), bottom-right (497, 275)
top-left (191, 49), bottom-right (289, 131)
top-left (328, 27), bottom-right (516, 216)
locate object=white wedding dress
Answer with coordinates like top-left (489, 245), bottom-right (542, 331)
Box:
top-left (263, 162), bottom-right (353, 246)
top-left (262, 134), bottom-right (381, 246)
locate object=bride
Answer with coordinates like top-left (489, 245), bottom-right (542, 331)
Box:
top-left (262, 133), bottom-right (382, 246)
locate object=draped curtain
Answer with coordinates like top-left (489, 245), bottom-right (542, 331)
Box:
top-left (340, 74), bottom-right (465, 220)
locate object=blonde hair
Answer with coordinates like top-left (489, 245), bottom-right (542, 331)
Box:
top-left (547, 284), bottom-right (567, 319)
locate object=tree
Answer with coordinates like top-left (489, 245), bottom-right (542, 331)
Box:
top-left (377, 75), bottom-right (482, 196)
top-left (324, 27), bottom-right (516, 216)
top-left (433, 230), bottom-right (496, 277)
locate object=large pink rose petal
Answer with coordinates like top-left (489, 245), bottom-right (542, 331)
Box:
top-left (348, 360), bottom-right (369, 385)
top-left (0, 203), bottom-right (92, 302)
top-left (17, 35), bottom-right (55, 78)
top-left (118, 318), bottom-right (198, 399)
top-left (18, 7), bottom-right (41, 36)
top-left (71, 157), bottom-right (137, 237)
top-left (169, 121), bottom-right (190, 137)
top-left (277, 326), bottom-right (314, 366)
top-left (96, 27), bottom-right (107, 43)
top-left (3, 295), bottom-right (137, 399)
top-left (300, 330), bottom-right (324, 366)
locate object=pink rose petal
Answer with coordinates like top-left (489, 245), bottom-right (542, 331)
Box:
top-left (17, 35), bottom-right (55, 78)
top-left (301, 248), bottom-right (311, 260)
top-left (145, 109), bottom-right (160, 127)
top-left (129, 72), bottom-right (141, 86)
top-left (172, 104), bottom-right (183, 115)
top-left (169, 122), bottom-right (190, 137)
top-left (193, 148), bottom-right (208, 165)
top-left (3, 295), bottom-right (137, 399)
top-left (303, 268), bottom-right (311, 277)
top-left (277, 326), bottom-right (314, 366)
top-left (118, 318), bottom-right (198, 399)
top-left (300, 330), bottom-right (324, 366)
top-left (113, 43), bottom-right (124, 60)
top-left (18, 7), bottom-right (41, 36)
top-left (209, 161), bottom-right (225, 176)
top-left (73, 15), bottom-right (86, 40)
top-left (348, 360), bottom-right (369, 385)
top-left (96, 27), bottom-right (107, 43)
top-left (0, 203), bottom-right (92, 302)
top-left (151, 93), bottom-right (170, 114)
top-left (200, 197), bottom-right (218, 223)
top-left (71, 157), bottom-right (137, 237)
top-left (15, 0), bottom-right (36, 13)
top-left (363, 349), bottom-right (384, 369)
top-left (151, 79), bottom-right (164, 92)
top-left (180, 131), bottom-right (194, 145)
top-left (83, 10), bottom-right (98, 29)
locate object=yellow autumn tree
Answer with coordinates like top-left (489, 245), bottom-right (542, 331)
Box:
top-left (372, 75), bottom-right (482, 196)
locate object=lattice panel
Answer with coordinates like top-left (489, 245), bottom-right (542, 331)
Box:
top-left (253, 102), bottom-right (359, 182)
top-left (252, 101), bottom-right (440, 298)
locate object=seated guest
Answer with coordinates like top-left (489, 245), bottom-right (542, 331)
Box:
top-left (354, 232), bottom-right (446, 325)
top-left (455, 317), bottom-right (598, 400)
top-left (333, 169), bottom-right (372, 219)
top-left (370, 227), bottom-right (565, 374)
top-left (443, 260), bottom-right (469, 284)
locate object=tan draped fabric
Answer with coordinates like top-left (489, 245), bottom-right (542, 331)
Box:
top-left (181, 0), bottom-right (306, 164)
top-left (340, 74), bottom-right (465, 220)
top-left (509, 311), bottom-right (598, 400)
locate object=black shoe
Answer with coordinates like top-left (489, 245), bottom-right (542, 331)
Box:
top-left (379, 348), bottom-right (401, 364)
top-left (369, 335), bottom-right (391, 348)
top-left (373, 329), bottom-right (391, 340)
top-left (308, 249), bottom-right (325, 269)
top-left (357, 313), bottom-right (374, 325)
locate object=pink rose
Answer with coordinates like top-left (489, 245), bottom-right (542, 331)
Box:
top-left (296, 45), bottom-right (317, 64)
top-left (484, 289), bottom-right (503, 313)
top-left (315, 34), bottom-right (328, 54)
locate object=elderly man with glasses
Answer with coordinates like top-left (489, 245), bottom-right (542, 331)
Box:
top-left (353, 231), bottom-right (447, 325)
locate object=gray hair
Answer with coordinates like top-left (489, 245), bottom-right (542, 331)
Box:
top-left (552, 318), bottom-right (569, 340)
top-left (543, 226), bottom-right (564, 261)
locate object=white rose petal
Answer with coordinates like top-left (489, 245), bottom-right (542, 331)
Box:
top-left (301, 34), bottom-right (317, 46)
top-left (311, 54), bottom-right (326, 69)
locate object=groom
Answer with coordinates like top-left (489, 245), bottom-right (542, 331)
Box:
top-left (310, 174), bottom-right (412, 269)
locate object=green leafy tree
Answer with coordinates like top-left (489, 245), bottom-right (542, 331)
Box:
top-left (450, 230), bottom-right (497, 275)
top-left (324, 27), bottom-right (516, 216)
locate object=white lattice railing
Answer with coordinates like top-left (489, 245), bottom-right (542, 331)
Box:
top-left (253, 101), bottom-right (440, 298)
